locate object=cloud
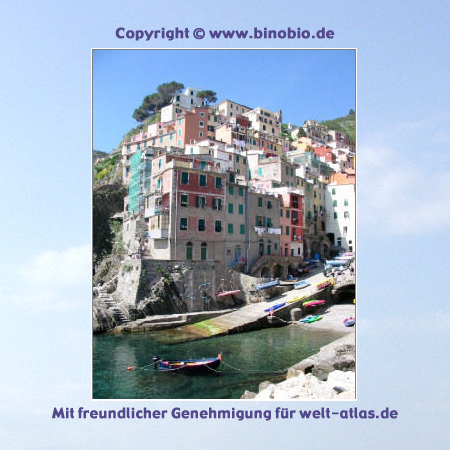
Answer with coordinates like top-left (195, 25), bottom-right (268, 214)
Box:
top-left (358, 145), bottom-right (450, 234)
top-left (2, 244), bottom-right (91, 310)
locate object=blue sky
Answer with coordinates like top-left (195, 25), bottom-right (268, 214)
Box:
top-left (1, 0), bottom-right (450, 449)
top-left (93, 49), bottom-right (355, 152)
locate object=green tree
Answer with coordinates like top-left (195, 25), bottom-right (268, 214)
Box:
top-left (349, 108), bottom-right (355, 116)
top-left (132, 82), bottom-right (184, 122)
top-left (196, 90), bottom-right (217, 105)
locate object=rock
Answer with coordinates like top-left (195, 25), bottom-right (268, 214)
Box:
top-left (258, 381), bottom-right (273, 392)
top-left (240, 390), bottom-right (257, 399)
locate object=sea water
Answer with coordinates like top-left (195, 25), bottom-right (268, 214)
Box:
top-left (93, 326), bottom-right (343, 399)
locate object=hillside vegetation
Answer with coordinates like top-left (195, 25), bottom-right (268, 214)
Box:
top-left (321, 112), bottom-right (355, 142)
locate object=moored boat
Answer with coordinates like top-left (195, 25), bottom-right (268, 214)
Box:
top-left (215, 289), bottom-right (241, 297)
top-left (294, 280), bottom-right (310, 289)
top-left (255, 279), bottom-right (280, 291)
top-left (153, 354), bottom-right (221, 373)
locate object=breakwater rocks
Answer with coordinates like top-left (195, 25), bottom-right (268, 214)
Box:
top-left (242, 333), bottom-right (355, 400)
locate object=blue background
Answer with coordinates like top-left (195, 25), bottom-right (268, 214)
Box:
top-left (1, 1), bottom-right (449, 448)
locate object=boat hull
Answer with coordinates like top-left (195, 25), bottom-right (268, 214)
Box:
top-left (155, 356), bottom-right (221, 373)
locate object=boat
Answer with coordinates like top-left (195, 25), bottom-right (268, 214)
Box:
top-left (287, 295), bottom-right (307, 304)
top-left (279, 279), bottom-right (299, 286)
top-left (255, 279), bottom-right (280, 291)
top-left (215, 289), bottom-right (241, 297)
top-left (294, 280), bottom-right (310, 289)
top-left (316, 278), bottom-right (334, 289)
top-left (153, 354), bottom-right (221, 373)
top-left (343, 317), bottom-right (355, 327)
top-left (215, 279), bottom-right (241, 297)
top-left (303, 300), bottom-right (326, 308)
top-left (299, 315), bottom-right (323, 323)
top-left (324, 259), bottom-right (346, 267)
top-left (264, 302), bottom-right (286, 312)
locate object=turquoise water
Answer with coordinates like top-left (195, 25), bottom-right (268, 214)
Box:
top-left (93, 326), bottom-right (343, 399)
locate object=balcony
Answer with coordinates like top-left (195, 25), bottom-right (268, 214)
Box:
top-left (146, 206), bottom-right (169, 217)
top-left (148, 228), bottom-right (168, 239)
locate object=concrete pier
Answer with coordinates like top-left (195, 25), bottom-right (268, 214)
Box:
top-left (156, 270), bottom-right (335, 343)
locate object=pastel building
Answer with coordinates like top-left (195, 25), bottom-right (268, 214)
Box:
top-left (144, 154), bottom-right (227, 261)
top-left (325, 172), bottom-right (355, 253)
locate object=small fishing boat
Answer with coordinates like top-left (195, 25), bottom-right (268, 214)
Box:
top-left (299, 315), bottom-right (323, 323)
top-left (294, 280), bottom-right (310, 289)
top-left (279, 279), bottom-right (299, 286)
top-left (215, 289), bottom-right (241, 297)
top-left (343, 317), bottom-right (355, 327)
top-left (316, 278), bottom-right (333, 289)
top-left (324, 259), bottom-right (346, 267)
top-left (215, 278), bottom-right (241, 297)
top-left (264, 302), bottom-right (286, 312)
top-left (287, 295), bottom-right (307, 304)
top-left (255, 279), bottom-right (280, 291)
top-left (303, 300), bottom-right (326, 308)
top-left (153, 355), bottom-right (221, 373)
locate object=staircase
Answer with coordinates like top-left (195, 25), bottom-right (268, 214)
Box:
top-left (97, 287), bottom-right (130, 325)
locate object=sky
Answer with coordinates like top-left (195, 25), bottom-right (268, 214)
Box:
top-left (1, 0), bottom-right (450, 449)
top-left (93, 49), bottom-right (356, 152)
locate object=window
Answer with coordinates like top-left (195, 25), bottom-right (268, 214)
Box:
top-left (180, 218), bottom-right (188, 231)
top-left (199, 132), bottom-right (203, 138)
top-left (332, 188), bottom-right (336, 195)
top-left (215, 177), bottom-right (222, 189)
top-left (239, 187), bottom-right (244, 196)
top-left (337, 238), bottom-right (342, 247)
top-left (201, 243), bottom-right (207, 261)
top-left (333, 200), bottom-right (337, 207)
top-left (258, 197), bottom-right (263, 207)
top-left (236, 156), bottom-right (240, 163)
top-left (212, 198), bottom-right (222, 210)
top-left (199, 174), bottom-right (207, 187)
top-left (229, 186), bottom-right (234, 195)
top-left (229, 173), bottom-right (235, 183)
top-left (181, 172), bottom-right (189, 185)
top-left (215, 220), bottom-right (222, 232)
top-left (186, 242), bottom-right (193, 260)
top-left (286, 210), bottom-right (290, 219)
top-left (285, 166), bottom-right (289, 175)
top-left (195, 196), bottom-right (206, 208)
top-left (238, 204), bottom-right (244, 215)
top-left (199, 121), bottom-right (204, 127)
top-left (285, 226), bottom-right (290, 235)
top-left (267, 201), bottom-right (272, 209)
top-left (256, 215), bottom-right (264, 226)
top-left (344, 199), bottom-right (349, 206)
top-left (334, 212), bottom-right (338, 219)
top-left (198, 219), bottom-right (206, 231)
top-left (180, 194), bottom-right (188, 207)
top-left (214, 116), bottom-right (218, 122)
top-left (343, 226), bottom-right (348, 236)
top-left (267, 218), bottom-right (273, 228)
top-left (228, 223), bottom-right (233, 234)
top-left (228, 203), bottom-right (234, 214)
top-left (240, 224), bottom-right (245, 234)
top-left (344, 211), bottom-right (350, 219)
top-left (200, 112), bottom-right (205, 117)
top-left (178, 130), bottom-right (182, 136)
top-left (280, 209), bottom-right (283, 217)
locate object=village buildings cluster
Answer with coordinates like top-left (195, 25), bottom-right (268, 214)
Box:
top-left (119, 86), bottom-right (355, 274)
